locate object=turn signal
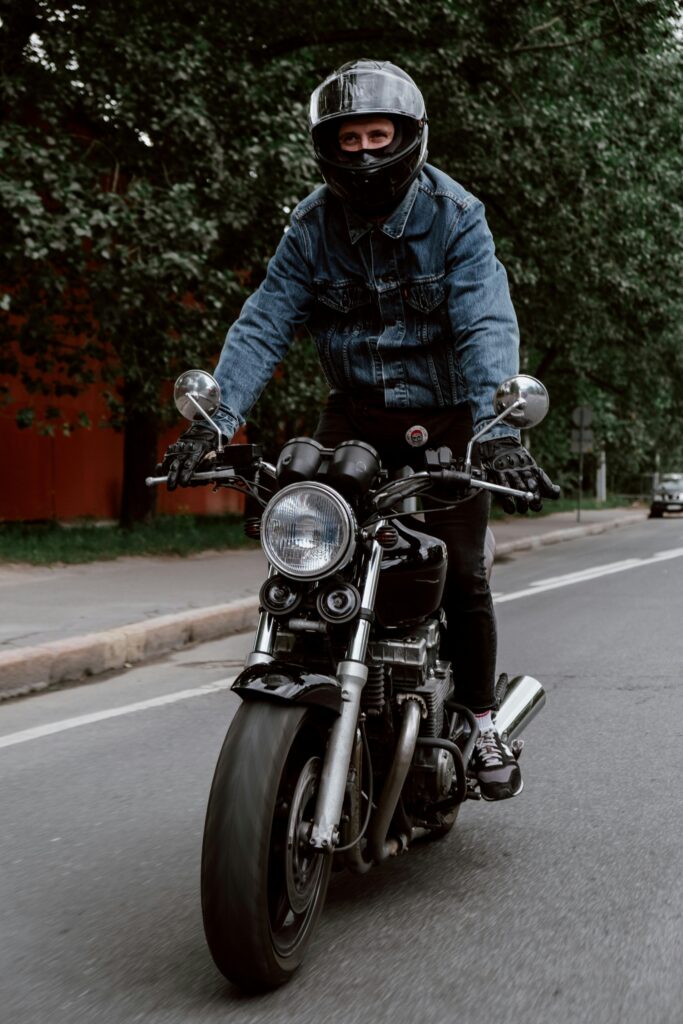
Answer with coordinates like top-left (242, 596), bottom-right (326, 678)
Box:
top-left (375, 525), bottom-right (399, 548)
top-left (244, 517), bottom-right (261, 540)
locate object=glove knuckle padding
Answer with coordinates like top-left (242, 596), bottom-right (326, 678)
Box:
top-left (161, 419), bottom-right (231, 490)
top-left (479, 436), bottom-right (559, 512)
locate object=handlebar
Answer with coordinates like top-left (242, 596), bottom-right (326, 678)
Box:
top-left (374, 466), bottom-right (535, 510)
top-left (145, 444), bottom-right (269, 488)
top-left (145, 468), bottom-right (241, 487)
top-left (415, 468), bottom-right (535, 503)
top-left (434, 468), bottom-right (536, 502)
top-left (148, 444), bottom-right (536, 505)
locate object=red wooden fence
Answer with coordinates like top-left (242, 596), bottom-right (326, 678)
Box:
top-left (2, 374), bottom-right (245, 521)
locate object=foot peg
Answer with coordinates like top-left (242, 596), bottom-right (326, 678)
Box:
top-left (466, 778), bottom-right (481, 800)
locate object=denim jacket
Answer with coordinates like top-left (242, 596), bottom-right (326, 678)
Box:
top-left (213, 164), bottom-right (520, 442)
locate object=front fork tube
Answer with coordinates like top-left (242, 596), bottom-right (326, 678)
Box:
top-left (245, 611), bottom-right (277, 667)
top-left (309, 538), bottom-right (385, 851)
top-left (245, 567), bottom-right (277, 668)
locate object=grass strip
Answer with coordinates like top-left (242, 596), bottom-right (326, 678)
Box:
top-left (0, 515), bottom-right (257, 565)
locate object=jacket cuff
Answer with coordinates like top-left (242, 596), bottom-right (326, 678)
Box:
top-left (212, 404), bottom-right (241, 442)
top-left (473, 419), bottom-right (521, 442)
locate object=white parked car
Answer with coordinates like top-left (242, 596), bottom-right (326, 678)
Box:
top-left (650, 473), bottom-right (683, 518)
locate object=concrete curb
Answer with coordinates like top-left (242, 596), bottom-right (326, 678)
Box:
top-left (494, 511), bottom-right (647, 556)
top-left (0, 512), bottom-right (646, 699)
top-left (0, 597), bottom-right (260, 700)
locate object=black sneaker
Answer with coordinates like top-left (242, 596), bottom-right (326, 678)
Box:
top-left (471, 729), bottom-right (523, 801)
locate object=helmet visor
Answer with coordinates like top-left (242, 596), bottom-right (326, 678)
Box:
top-left (310, 67), bottom-right (424, 128)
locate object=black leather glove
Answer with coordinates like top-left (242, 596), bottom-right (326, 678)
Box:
top-left (478, 436), bottom-right (560, 514)
top-left (160, 422), bottom-right (227, 491)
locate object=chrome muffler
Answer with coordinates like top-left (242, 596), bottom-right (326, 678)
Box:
top-left (494, 675), bottom-right (546, 741)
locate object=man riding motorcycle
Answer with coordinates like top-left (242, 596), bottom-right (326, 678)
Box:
top-left (163, 59), bottom-right (559, 800)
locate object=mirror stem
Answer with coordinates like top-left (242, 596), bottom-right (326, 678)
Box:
top-left (186, 393), bottom-right (224, 453)
top-left (464, 399), bottom-right (525, 472)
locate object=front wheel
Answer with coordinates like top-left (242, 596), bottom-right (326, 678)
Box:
top-left (201, 702), bottom-right (332, 991)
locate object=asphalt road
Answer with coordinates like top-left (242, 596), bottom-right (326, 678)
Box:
top-left (2, 517), bottom-right (682, 1024)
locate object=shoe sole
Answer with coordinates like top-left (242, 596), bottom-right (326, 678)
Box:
top-left (480, 778), bottom-right (524, 802)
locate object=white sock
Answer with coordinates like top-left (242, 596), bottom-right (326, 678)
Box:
top-left (475, 710), bottom-right (494, 733)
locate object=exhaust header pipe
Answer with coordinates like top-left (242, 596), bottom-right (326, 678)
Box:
top-left (494, 675), bottom-right (545, 741)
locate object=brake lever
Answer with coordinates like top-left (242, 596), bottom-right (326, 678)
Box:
top-left (470, 478), bottom-right (536, 502)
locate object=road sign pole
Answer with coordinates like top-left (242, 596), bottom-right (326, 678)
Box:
top-left (596, 450), bottom-right (607, 503)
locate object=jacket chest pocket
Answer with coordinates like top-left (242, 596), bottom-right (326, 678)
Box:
top-left (315, 281), bottom-right (373, 314)
top-left (403, 278), bottom-right (448, 344)
top-left (404, 278), bottom-right (446, 314)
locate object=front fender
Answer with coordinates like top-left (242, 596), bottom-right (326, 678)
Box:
top-left (231, 660), bottom-right (343, 715)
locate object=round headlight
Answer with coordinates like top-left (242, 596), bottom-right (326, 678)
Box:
top-left (261, 483), bottom-right (356, 580)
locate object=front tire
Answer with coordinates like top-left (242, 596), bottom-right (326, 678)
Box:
top-left (201, 702), bottom-right (332, 991)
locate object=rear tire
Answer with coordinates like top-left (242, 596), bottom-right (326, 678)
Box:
top-left (201, 702), bottom-right (332, 991)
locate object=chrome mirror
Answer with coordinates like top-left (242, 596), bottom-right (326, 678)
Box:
top-left (493, 375), bottom-right (549, 429)
top-left (464, 375), bottom-right (550, 472)
top-left (174, 369), bottom-right (221, 421)
top-left (173, 369), bottom-right (224, 452)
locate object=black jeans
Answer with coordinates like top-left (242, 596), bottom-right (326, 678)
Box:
top-left (315, 393), bottom-right (497, 713)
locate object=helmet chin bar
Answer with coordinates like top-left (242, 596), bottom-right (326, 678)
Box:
top-left (322, 143), bottom-right (428, 216)
top-left (317, 131), bottom-right (428, 214)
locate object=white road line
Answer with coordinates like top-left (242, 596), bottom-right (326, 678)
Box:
top-left (494, 546), bottom-right (683, 604)
top-left (2, 546), bottom-right (682, 751)
top-left (0, 678), bottom-right (234, 750)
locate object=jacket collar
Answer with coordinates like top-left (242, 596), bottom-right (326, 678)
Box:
top-left (343, 178), bottom-right (420, 245)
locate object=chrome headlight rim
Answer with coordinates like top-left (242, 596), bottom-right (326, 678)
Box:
top-left (261, 481), bottom-right (357, 581)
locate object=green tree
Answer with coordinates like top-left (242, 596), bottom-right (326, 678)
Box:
top-left (1, 1), bottom-right (248, 523)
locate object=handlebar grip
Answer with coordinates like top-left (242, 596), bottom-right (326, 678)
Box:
top-left (145, 468), bottom-right (239, 487)
top-left (437, 469), bottom-right (473, 489)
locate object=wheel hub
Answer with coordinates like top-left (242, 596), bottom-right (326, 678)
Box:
top-left (285, 756), bottom-right (325, 914)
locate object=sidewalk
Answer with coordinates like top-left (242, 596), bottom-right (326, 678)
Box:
top-left (0, 507), bottom-right (647, 698)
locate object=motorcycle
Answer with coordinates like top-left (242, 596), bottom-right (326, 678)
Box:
top-left (147, 372), bottom-right (550, 991)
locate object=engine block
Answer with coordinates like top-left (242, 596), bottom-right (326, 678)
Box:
top-left (367, 619), bottom-right (440, 686)
top-left (368, 620), bottom-right (452, 737)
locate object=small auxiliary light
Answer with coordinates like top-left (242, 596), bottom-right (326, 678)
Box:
top-left (259, 576), bottom-right (303, 616)
top-left (316, 582), bottom-right (361, 624)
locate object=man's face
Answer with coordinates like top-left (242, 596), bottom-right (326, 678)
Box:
top-left (338, 116), bottom-right (395, 152)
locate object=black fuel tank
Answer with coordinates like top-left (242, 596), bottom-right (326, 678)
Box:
top-left (374, 517), bottom-right (447, 629)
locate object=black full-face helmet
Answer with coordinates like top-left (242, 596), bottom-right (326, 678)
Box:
top-left (309, 59), bottom-right (428, 215)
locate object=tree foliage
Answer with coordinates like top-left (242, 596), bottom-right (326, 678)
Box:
top-left (1, 0), bottom-right (682, 519)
